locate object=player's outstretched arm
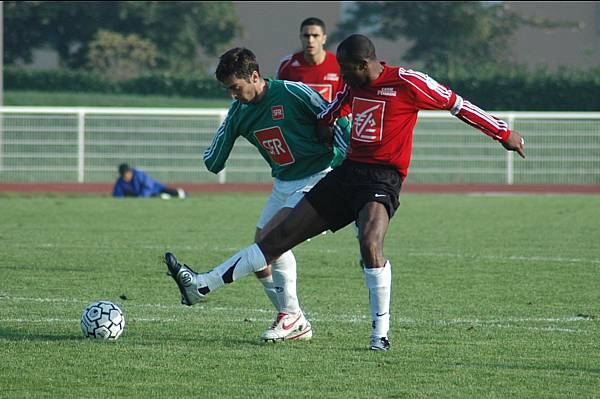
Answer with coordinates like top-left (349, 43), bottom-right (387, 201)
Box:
top-left (501, 130), bottom-right (526, 159)
top-left (399, 69), bottom-right (527, 161)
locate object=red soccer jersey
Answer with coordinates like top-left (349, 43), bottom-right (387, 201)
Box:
top-left (318, 63), bottom-right (511, 180)
top-left (276, 50), bottom-right (344, 102)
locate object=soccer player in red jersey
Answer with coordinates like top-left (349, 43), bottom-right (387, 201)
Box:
top-left (164, 34), bottom-right (525, 351)
top-left (276, 17), bottom-right (343, 102)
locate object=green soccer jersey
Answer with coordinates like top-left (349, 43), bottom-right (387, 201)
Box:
top-left (203, 79), bottom-right (350, 181)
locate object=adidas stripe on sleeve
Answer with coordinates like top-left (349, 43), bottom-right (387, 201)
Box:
top-left (399, 69), bottom-right (510, 141)
top-left (203, 102), bottom-right (241, 174)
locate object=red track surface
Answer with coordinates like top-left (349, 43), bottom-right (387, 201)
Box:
top-left (1, 183), bottom-right (599, 194)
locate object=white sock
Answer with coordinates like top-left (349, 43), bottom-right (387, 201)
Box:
top-left (364, 261), bottom-right (391, 339)
top-left (197, 244), bottom-right (268, 293)
top-left (271, 250), bottom-right (300, 315)
top-left (258, 274), bottom-right (280, 311)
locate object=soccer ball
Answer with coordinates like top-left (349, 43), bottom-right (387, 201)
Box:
top-left (81, 300), bottom-right (125, 340)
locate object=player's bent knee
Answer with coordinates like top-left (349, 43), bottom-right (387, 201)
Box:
top-left (257, 229), bottom-right (289, 262)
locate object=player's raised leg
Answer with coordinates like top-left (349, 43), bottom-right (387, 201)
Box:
top-left (164, 198), bottom-right (329, 307)
top-left (357, 202), bottom-right (393, 351)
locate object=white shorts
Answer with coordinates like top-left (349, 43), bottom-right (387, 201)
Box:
top-left (257, 168), bottom-right (332, 229)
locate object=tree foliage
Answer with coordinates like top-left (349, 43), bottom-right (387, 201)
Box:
top-left (88, 31), bottom-right (158, 80)
top-left (333, 1), bottom-right (580, 75)
top-left (4, 1), bottom-right (242, 74)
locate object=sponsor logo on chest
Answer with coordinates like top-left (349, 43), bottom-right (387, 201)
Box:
top-left (307, 84), bottom-right (333, 102)
top-left (271, 105), bottom-right (284, 120)
top-left (377, 87), bottom-right (397, 97)
top-left (324, 73), bottom-right (339, 82)
top-left (254, 126), bottom-right (295, 166)
top-left (351, 97), bottom-right (386, 143)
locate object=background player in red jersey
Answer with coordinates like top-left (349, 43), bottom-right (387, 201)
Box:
top-left (276, 17), bottom-right (343, 102)
top-left (163, 34), bottom-right (525, 351)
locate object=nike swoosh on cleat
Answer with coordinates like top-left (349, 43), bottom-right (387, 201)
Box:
top-left (376, 312), bottom-right (388, 317)
top-left (282, 314), bottom-right (302, 330)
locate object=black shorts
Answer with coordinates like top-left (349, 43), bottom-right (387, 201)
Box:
top-left (305, 159), bottom-right (402, 232)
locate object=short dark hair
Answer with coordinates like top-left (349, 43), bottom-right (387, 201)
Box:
top-left (337, 34), bottom-right (377, 61)
top-left (118, 163), bottom-right (130, 176)
top-left (300, 17), bottom-right (326, 33)
top-left (215, 47), bottom-right (260, 82)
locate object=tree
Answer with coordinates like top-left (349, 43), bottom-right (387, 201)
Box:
top-left (88, 30), bottom-right (157, 80)
top-left (3, 1), bottom-right (51, 64)
top-left (5, 1), bottom-right (122, 67)
top-left (114, 2), bottom-right (242, 73)
top-left (333, 1), bottom-right (579, 75)
top-left (4, 1), bottom-right (242, 73)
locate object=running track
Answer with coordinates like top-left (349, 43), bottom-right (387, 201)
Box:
top-left (1, 183), bottom-right (599, 194)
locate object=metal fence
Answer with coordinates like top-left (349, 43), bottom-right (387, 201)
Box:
top-left (0, 107), bottom-right (599, 185)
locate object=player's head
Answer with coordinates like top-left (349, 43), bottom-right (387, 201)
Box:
top-left (118, 163), bottom-right (133, 182)
top-left (336, 34), bottom-right (377, 88)
top-left (299, 17), bottom-right (327, 58)
top-left (216, 47), bottom-right (263, 104)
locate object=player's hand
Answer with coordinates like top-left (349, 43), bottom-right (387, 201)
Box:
top-left (501, 130), bottom-right (526, 159)
top-left (316, 123), bottom-right (334, 148)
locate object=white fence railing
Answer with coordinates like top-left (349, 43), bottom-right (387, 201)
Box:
top-left (0, 107), bottom-right (599, 185)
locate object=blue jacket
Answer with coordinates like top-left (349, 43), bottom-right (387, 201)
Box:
top-left (112, 168), bottom-right (166, 197)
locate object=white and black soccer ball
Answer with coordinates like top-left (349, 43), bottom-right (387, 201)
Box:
top-left (81, 301), bottom-right (125, 340)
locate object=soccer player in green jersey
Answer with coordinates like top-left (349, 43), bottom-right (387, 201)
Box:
top-left (165, 48), bottom-right (350, 342)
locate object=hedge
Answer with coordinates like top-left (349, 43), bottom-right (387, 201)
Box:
top-left (5, 67), bottom-right (229, 99)
top-left (434, 67), bottom-right (600, 111)
top-left (5, 66), bottom-right (600, 110)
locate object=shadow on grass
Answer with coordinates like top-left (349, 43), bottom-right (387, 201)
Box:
top-left (0, 327), bottom-right (82, 342)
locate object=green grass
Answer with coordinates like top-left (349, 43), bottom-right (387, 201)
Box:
top-left (4, 90), bottom-right (232, 108)
top-left (0, 193), bottom-right (599, 398)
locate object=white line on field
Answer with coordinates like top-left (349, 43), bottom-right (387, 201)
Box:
top-left (490, 324), bottom-right (580, 333)
top-left (0, 318), bottom-right (593, 336)
top-left (6, 243), bottom-right (599, 264)
top-left (0, 318), bottom-right (180, 323)
top-left (1, 295), bottom-right (597, 334)
top-left (406, 251), bottom-right (600, 265)
top-left (435, 316), bottom-right (595, 324)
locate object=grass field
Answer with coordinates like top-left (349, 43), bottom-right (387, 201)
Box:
top-left (4, 90), bottom-right (232, 108)
top-left (1, 193), bottom-right (599, 398)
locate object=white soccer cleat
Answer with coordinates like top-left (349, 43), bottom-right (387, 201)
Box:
top-left (260, 311), bottom-right (313, 342)
top-left (177, 188), bottom-right (186, 199)
top-left (164, 252), bottom-right (208, 306)
top-left (369, 336), bottom-right (391, 351)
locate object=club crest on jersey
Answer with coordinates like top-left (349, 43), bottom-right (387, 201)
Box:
top-left (254, 126), bottom-right (295, 166)
top-left (377, 87), bottom-right (397, 97)
top-left (307, 83), bottom-right (333, 102)
top-left (271, 105), bottom-right (284, 120)
top-left (352, 97), bottom-right (385, 143)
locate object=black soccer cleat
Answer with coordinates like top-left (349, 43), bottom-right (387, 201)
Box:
top-left (164, 252), bottom-right (207, 306)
